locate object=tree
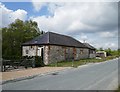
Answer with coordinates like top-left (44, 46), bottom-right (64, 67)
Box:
top-left (105, 48), bottom-right (112, 56)
top-left (99, 47), bottom-right (104, 51)
top-left (2, 19), bottom-right (43, 59)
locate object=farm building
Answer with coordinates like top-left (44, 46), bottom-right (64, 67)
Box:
top-left (22, 32), bottom-right (96, 65)
top-left (83, 43), bottom-right (96, 58)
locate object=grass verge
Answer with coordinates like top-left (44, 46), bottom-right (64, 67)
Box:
top-left (115, 86), bottom-right (120, 92)
top-left (47, 56), bottom-right (118, 67)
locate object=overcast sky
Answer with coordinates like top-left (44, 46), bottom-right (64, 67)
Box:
top-left (0, 1), bottom-right (118, 50)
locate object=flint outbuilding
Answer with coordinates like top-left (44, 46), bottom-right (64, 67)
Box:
top-left (22, 32), bottom-right (96, 65)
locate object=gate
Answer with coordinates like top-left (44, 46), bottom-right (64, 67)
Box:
top-left (2, 58), bottom-right (35, 72)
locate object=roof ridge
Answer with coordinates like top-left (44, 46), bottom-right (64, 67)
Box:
top-left (83, 43), bottom-right (96, 49)
top-left (47, 31), bottom-right (71, 38)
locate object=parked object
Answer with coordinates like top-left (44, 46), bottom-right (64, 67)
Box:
top-left (22, 32), bottom-right (96, 65)
top-left (96, 51), bottom-right (107, 58)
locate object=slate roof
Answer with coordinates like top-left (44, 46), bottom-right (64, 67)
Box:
top-left (83, 43), bottom-right (96, 50)
top-left (22, 32), bottom-right (87, 48)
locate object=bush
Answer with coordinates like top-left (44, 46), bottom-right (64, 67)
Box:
top-left (34, 56), bottom-right (44, 67)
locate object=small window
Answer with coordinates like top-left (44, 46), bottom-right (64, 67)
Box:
top-left (26, 50), bottom-right (29, 54)
top-left (80, 50), bottom-right (83, 54)
top-left (30, 46), bottom-right (34, 50)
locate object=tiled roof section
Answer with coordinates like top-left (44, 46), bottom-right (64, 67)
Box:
top-left (49, 32), bottom-right (86, 48)
top-left (83, 43), bottom-right (96, 50)
top-left (22, 32), bottom-right (49, 45)
top-left (22, 32), bottom-right (87, 48)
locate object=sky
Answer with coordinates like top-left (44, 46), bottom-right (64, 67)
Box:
top-left (0, 1), bottom-right (119, 50)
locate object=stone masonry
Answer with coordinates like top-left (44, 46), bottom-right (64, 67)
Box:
top-left (43, 45), bottom-right (89, 65)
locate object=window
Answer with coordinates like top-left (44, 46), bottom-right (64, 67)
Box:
top-left (80, 50), bottom-right (83, 54)
top-left (90, 50), bottom-right (95, 54)
top-left (29, 46), bottom-right (34, 50)
top-left (26, 50), bottom-right (29, 54)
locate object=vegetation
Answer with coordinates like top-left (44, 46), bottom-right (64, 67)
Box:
top-left (35, 56), bottom-right (44, 67)
top-left (104, 48), bottom-right (119, 57)
top-left (47, 55), bottom-right (118, 67)
top-left (115, 86), bottom-right (120, 92)
top-left (97, 48), bottom-right (120, 56)
top-left (2, 19), bottom-right (44, 59)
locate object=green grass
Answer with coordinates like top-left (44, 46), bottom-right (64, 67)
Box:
top-left (115, 86), bottom-right (120, 92)
top-left (47, 56), bottom-right (118, 67)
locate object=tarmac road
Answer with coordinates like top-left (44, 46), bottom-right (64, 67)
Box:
top-left (2, 58), bottom-right (119, 90)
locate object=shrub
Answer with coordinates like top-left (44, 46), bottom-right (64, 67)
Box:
top-left (34, 56), bottom-right (44, 67)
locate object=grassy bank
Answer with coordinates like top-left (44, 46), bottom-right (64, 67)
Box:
top-left (47, 56), bottom-right (118, 67)
top-left (115, 86), bottom-right (120, 92)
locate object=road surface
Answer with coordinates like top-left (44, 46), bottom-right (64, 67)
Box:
top-left (2, 58), bottom-right (119, 90)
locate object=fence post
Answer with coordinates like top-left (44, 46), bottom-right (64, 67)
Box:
top-left (72, 58), bottom-right (74, 67)
top-left (24, 58), bottom-right (27, 69)
top-left (1, 58), bottom-right (2, 72)
top-left (3, 60), bottom-right (6, 72)
top-left (32, 57), bottom-right (35, 68)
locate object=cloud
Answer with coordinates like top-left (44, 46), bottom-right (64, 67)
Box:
top-left (1, 2), bottom-right (118, 50)
top-left (0, 2), bottom-right (27, 28)
top-left (31, 2), bottom-right (117, 34)
top-left (31, 1), bottom-right (47, 12)
top-left (30, 2), bottom-right (118, 50)
top-left (104, 42), bottom-right (118, 50)
top-left (75, 33), bottom-right (88, 43)
top-left (99, 31), bottom-right (118, 38)
top-left (31, 1), bottom-right (65, 13)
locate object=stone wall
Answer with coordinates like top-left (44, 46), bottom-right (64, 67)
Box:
top-left (89, 50), bottom-right (96, 58)
top-left (89, 54), bottom-right (96, 58)
top-left (49, 45), bottom-right (65, 64)
top-left (43, 45), bottom-right (50, 65)
top-left (75, 48), bottom-right (89, 60)
top-left (22, 46), bottom-right (37, 56)
top-left (43, 45), bottom-right (90, 65)
top-left (65, 47), bottom-right (74, 60)
top-left (22, 46), bottom-right (44, 57)
top-left (22, 45), bottom-right (90, 65)
top-left (22, 44), bottom-right (96, 65)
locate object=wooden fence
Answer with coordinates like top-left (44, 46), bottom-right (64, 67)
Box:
top-left (2, 58), bottom-right (35, 72)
